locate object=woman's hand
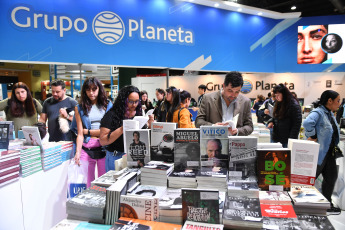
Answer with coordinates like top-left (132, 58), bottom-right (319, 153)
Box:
top-left (147, 114), bottom-right (154, 128)
top-left (74, 152), bottom-right (81, 166)
top-left (307, 137), bottom-right (318, 142)
top-left (267, 122), bottom-right (274, 128)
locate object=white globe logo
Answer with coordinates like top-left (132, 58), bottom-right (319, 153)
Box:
top-left (92, 11), bottom-right (125, 45)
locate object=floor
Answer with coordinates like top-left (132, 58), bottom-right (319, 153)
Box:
top-left (328, 211), bottom-right (345, 230)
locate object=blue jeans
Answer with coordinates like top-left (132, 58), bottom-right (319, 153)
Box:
top-left (105, 150), bottom-right (125, 172)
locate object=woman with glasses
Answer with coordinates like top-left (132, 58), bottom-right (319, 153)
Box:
top-left (72, 77), bottom-right (112, 187)
top-left (167, 89), bottom-right (195, 128)
top-left (100, 85), bottom-right (154, 171)
top-left (156, 86), bottom-right (177, 122)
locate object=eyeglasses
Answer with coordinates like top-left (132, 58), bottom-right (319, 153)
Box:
top-left (128, 100), bottom-right (140, 105)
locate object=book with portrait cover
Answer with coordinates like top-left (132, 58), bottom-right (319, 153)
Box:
top-left (182, 221), bottom-right (224, 230)
top-left (110, 217), bottom-right (182, 230)
top-left (120, 194), bottom-right (155, 221)
top-left (256, 148), bottom-right (291, 191)
top-left (174, 128), bottom-right (200, 170)
top-left (150, 122), bottom-right (177, 163)
top-left (182, 188), bottom-right (220, 224)
top-left (222, 191), bottom-right (263, 229)
top-left (297, 214), bottom-right (335, 230)
top-left (21, 126), bottom-right (42, 148)
top-left (288, 139), bottom-right (319, 186)
top-left (125, 129), bottom-right (150, 168)
top-left (228, 136), bottom-right (258, 182)
top-left (0, 123), bottom-right (10, 150)
top-left (200, 126), bottom-right (229, 168)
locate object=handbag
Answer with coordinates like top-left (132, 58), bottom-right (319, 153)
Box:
top-left (82, 146), bottom-right (106, 159)
top-left (332, 145), bottom-right (344, 159)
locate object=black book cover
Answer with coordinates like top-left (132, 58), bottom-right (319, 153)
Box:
top-left (297, 214), bottom-right (335, 230)
top-left (174, 129), bottom-right (200, 170)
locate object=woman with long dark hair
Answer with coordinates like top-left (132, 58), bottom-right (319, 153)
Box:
top-left (303, 90), bottom-right (341, 214)
top-left (166, 89), bottom-right (195, 128)
top-left (156, 86), bottom-right (177, 122)
top-left (100, 85), bottom-right (154, 171)
top-left (267, 84), bottom-right (302, 147)
top-left (140, 90), bottom-right (154, 114)
top-left (72, 77), bottom-right (112, 187)
top-left (0, 82), bottom-right (42, 137)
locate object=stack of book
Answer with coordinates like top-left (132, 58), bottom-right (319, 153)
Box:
top-left (168, 168), bottom-right (198, 188)
top-left (8, 139), bottom-right (25, 150)
top-left (66, 185), bottom-right (107, 224)
top-left (222, 190), bottom-right (263, 229)
top-left (91, 170), bottom-right (119, 188)
top-left (58, 141), bottom-right (74, 161)
top-left (182, 221), bottom-right (224, 230)
top-left (140, 161), bottom-right (174, 187)
top-left (110, 217), bottom-right (182, 230)
top-left (0, 149), bottom-right (20, 186)
top-left (259, 191), bottom-right (292, 205)
top-left (18, 146), bottom-right (42, 177)
top-left (104, 171), bottom-right (139, 224)
top-left (159, 189), bottom-right (183, 225)
top-left (41, 142), bottom-right (62, 170)
top-left (297, 214), bottom-right (335, 229)
top-left (288, 185), bottom-right (330, 215)
top-left (196, 167), bottom-right (228, 192)
top-left (227, 178), bottom-right (259, 192)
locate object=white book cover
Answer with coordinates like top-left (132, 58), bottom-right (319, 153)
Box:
top-left (120, 194), bottom-right (155, 221)
top-left (123, 120), bottom-right (139, 152)
top-left (200, 126), bottom-right (228, 139)
top-left (288, 139), bottom-right (319, 186)
top-left (150, 122), bottom-right (177, 162)
top-left (268, 103), bottom-right (274, 117)
top-left (257, 143), bottom-right (283, 149)
top-left (125, 129), bottom-right (150, 168)
top-left (22, 126), bottom-right (42, 148)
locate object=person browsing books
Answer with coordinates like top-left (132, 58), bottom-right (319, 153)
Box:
top-left (0, 82), bottom-right (42, 137)
top-left (71, 77), bottom-right (113, 187)
top-left (140, 90), bottom-right (154, 114)
top-left (39, 79), bottom-right (77, 141)
top-left (153, 88), bottom-right (165, 120)
top-left (303, 90), bottom-right (342, 215)
top-left (155, 86), bottom-right (177, 122)
top-left (167, 89), bottom-right (195, 128)
top-left (267, 84), bottom-right (302, 148)
top-left (99, 85), bottom-right (154, 171)
top-left (195, 71), bottom-right (253, 136)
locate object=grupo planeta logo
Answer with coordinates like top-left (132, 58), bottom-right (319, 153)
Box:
top-left (241, 79), bottom-right (253, 94)
top-left (92, 11), bottom-right (125, 45)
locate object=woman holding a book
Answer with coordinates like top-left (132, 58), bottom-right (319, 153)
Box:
top-left (73, 77), bottom-right (113, 187)
top-left (0, 82), bottom-right (42, 137)
top-left (99, 85), bottom-right (154, 171)
top-left (267, 84), bottom-right (302, 147)
top-left (303, 90), bottom-right (342, 215)
top-left (167, 89), bottom-right (195, 128)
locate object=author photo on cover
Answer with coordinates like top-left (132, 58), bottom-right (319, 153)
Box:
top-left (201, 139), bottom-right (227, 168)
top-left (129, 131), bottom-right (147, 168)
top-left (321, 33), bottom-right (343, 53)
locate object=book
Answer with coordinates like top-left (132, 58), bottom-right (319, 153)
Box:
top-left (228, 136), bottom-right (258, 181)
top-left (140, 161), bottom-right (174, 175)
top-left (262, 217), bottom-right (301, 230)
top-left (174, 128), bottom-right (200, 170)
top-left (297, 214), bottom-right (335, 230)
top-left (125, 129), bottom-right (150, 168)
top-left (150, 122), bottom-right (177, 162)
top-left (260, 203), bottom-right (297, 219)
top-left (91, 170), bottom-right (118, 187)
top-left (120, 194), bottom-right (155, 221)
top-left (200, 126), bottom-right (229, 168)
top-left (21, 126), bottom-right (42, 148)
top-left (182, 188), bottom-right (220, 224)
top-left (182, 221), bottom-right (224, 230)
top-left (168, 168), bottom-right (198, 188)
top-left (123, 120), bottom-right (140, 153)
top-left (0, 121), bottom-right (14, 140)
top-left (110, 217), bottom-right (182, 230)
top-left (288, 139), bottom-right (319, 186)
top-left (259, 191), bottom-right (292, 205)
top-left (256, 148), bottom-right (291, 191)
top-left (159, 189), bottom-right (182, 216)
top-left (0, 123), bottom-right (10, 150)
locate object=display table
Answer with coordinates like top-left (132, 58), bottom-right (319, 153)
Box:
top-left (0, 160), bottom-right (70, 230)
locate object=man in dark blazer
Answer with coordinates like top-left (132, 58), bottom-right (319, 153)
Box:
top-left (195, 71), bottom-right (253, 136)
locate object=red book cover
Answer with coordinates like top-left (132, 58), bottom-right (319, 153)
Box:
top-left (260, 204), bottom-right (297, 219)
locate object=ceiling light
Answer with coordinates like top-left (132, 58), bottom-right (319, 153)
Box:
top-left (291, 6), bottom-right (296, 10)
top-left (258, 12), bottom-right (263, 16)
top-left (214, 3), bottom-right (219, 7)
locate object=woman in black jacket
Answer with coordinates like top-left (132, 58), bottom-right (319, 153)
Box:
top-left (267, 84), bottom-right (302, 147)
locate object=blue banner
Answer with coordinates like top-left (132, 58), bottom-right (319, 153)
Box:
top-left (0, 0), bottom-right (344, 72)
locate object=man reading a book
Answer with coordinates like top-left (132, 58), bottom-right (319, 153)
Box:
top-left (195, 71), bottom-right (253, 136)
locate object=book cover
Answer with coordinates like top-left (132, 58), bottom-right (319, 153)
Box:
top-left (123, 120), bottom-right (140, 152)
top-left (182, 188), bottom-right (220, 224)
top-left (141, 161), bottom-right (174, 175)
top-left (150, 122), bottom-right (177, 162)
top-left (260, 204), bottom-right (297, 219)
top-left (125, 129), bottom-right (150, 168)
top-left (288, 185), bottom-right (330, 207)
top-left (110, 217), bottom-right (182, 230)
top-left (228, 136), bottom-right (258, 181)
top-left (174, 129), bottom-right (200, 170)
top-left (91, 170), bottom-right (118, 188)
top-left (297, 214), bottom-right (335, 230)
top-left (0, 121), bottom-right (14, 140)
top-left (288, 139), bottom-right (319, 186)
top-left (256, 149), bottom-right (291, 191)
top-left (120, 194), bottom-right (155, 221)
top-left (259, 191), bottom-right (292, 205)
top-left (159, 189), bottom-right (182, 214)
top-left (182, 221), bottom-right (224, 230)
top-left (200, 126), bottom-right (228, 139)
top-left (0, 124), bottom-right (10, 150)
top-left (223, 191), bottom-right (262, 223)
top-left (196, 167), bottom-right (227, 180)
top-left (22, 126), bottom-right (42, 148)
top-left (200, 138), bottom-right (229, 168)
top-left (168, 169), bottom-right (198, 182)
top-left (262, 217), bottom-right (301, 230)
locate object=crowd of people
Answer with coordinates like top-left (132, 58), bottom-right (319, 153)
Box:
top-left (1, 71), bottom-right (343, 214)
